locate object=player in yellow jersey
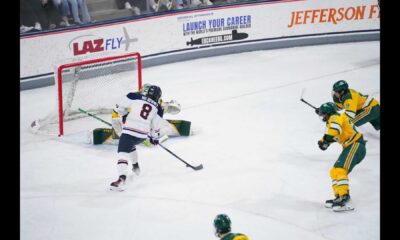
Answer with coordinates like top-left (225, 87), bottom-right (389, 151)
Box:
top-left (330, 80), bottom-right (380, 130)
top-left (213, 214), bottom-right (249, 240)
top-left (317, 102), bottom-right (367, 212)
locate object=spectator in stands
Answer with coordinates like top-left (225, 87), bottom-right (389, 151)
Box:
top-left (20, 0), bottom-right (46, 33)
top-left (149, 0), bottom-right (177, 12)
top-left (176, 0), bottom-right (185, 9)
top-left (68, 0), bottom-right (92, 24)
top-left (189, 0), bottom-right (213, 7)
top-left (118, 0), bottom-right (141, 15)
top-left (175, 0), bottom-right (212, 9)
top-left (41, 0), bottom-right (65, 29)
top-left (52, 0), bottom-right (71, 26)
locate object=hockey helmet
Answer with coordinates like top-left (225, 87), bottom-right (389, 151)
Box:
top-left (318, 102), bottom-right (338, 122)
top-left (213, 214), bottom-right (232, 235)
top-left (146, 85), bottom-right (162, 102)
top-left (141, 83), bottom-right (152, 95)
top-left (332, 80), bottom-right (349, 94)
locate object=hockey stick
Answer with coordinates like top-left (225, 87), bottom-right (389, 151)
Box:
top-left (79, 108), bottom-right (169, 146)
top-left (80, 107), bottom-right (201, 170)
top-left (78, 108), bottom-right (112, 127)
top-left (300, 88), bottom-right (317, 110)
top-left (158, 143), bottom-right (203, 171)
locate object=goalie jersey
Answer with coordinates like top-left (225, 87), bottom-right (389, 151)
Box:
top-left (323, 113), bottom-right (362, 148)
top-left (114, 92), bottom-right (164, 139)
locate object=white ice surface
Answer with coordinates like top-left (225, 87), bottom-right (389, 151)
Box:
top-left (21, 41), bottom-right (380, 240)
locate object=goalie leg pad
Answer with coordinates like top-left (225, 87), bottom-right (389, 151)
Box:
top-left (166, 120), bottom-right (192, 136)
top-left (93, 128), bottom-right (114, 145)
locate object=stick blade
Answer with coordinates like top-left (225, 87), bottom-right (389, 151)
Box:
top-left (300, 88), bottom-right (306, 99)
top-left (187, 164), bottom-right (203, 171)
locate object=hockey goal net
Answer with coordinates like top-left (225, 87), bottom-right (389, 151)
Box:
top-left (31, 52), bottom-right (142, 136)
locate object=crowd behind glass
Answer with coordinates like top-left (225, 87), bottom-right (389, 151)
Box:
top-left (20, 0), bottom-right (257, 34)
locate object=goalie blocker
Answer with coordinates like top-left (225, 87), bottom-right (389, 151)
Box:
top-left (92, 119), bottom-right (191, 145)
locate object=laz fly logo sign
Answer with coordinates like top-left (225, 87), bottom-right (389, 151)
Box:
top-left (69, 27), bottom-right (138, 56)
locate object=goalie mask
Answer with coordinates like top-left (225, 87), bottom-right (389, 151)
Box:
top-left (146, 85), bottom-right (162, 103)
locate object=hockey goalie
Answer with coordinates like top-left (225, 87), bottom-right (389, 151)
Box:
top-left (91, 83), bottom-right (192, 146)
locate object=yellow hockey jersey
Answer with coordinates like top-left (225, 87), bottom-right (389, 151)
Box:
top-left (334, 88), bottom-right (379, 119)
top-left (323, 113), bottom-right (362, 148)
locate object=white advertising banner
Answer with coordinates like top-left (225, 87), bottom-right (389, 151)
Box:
top-left (20, 0), bottom-right (380, 79)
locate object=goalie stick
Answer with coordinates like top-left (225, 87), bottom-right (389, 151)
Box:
top-left (78, 108), bottom-right (112, 127)
top-left (79, 108), bottom-right (203, 170)
top-left (158, 143), bottom-right (203, 171)
top-left (300, 88), bottom-right (318, 110)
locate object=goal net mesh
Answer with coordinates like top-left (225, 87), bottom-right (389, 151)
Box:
top-left (30, 52), bottom-right (142, 136)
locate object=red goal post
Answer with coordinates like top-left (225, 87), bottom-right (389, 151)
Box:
top-left (31, 52), bottom-right (142, 137)
top-left (57, 52), bottom-right (142, 136)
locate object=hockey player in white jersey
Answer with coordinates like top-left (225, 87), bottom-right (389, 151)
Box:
top-left (91, 83), bottom-right (191, 145)
top-left (110, 85), bottom-right (164, 191)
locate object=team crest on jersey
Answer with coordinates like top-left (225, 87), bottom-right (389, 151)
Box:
top-left (345, 103), bottom-right (350, 108)
top-left (331, 116), bottom-right (337, 121)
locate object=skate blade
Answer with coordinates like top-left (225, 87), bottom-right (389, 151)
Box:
top-left (325, 203), bottom-right (333, 209)
top-left (109, 185), bottom-right (125, 192)
top-left (332, 206), bottom-right (354, 212)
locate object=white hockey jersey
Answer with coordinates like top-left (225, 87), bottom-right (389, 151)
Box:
top-left (115, 92), bottom-right (164, 139)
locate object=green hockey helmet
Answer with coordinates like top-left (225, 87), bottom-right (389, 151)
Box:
top-left (318, 102), bottom-right (337, 122)
top-left (213, 214), bottom-right (231, 235)
top-left (332, 80), bottom-right (349, 93)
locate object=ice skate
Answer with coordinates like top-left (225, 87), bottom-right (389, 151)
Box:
top-left (325, 195), bottom-right (339, 208)
top-left (132, 163), bottom-right (141, 176)
top-left (332, 194), bottom-right (354, 212)
top-left (325, 194), bottom-right (353, 212)
top-left (326, 191), bottom-right (351, 208)
top-left (110, 175), bottom-right (126, 191)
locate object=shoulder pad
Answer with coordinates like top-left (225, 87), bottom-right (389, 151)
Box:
top-left (329, 113), bottom-right (343, 124)
top-left (126, 92), bottom-right (143, 100)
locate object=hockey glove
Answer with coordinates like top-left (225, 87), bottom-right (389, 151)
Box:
top-left (318, 140), bottom-right (329, 151)
top-left (149, 137), bottom-right (159, 145)
top-left (162, 100), bottom-right (181, 115)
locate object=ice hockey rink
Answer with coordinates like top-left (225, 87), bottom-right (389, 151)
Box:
top-left (20, 41), bottom-right (380, 240)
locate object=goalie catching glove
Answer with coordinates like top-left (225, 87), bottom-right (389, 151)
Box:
top-left (162, 100), bottom-right (181, 115)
